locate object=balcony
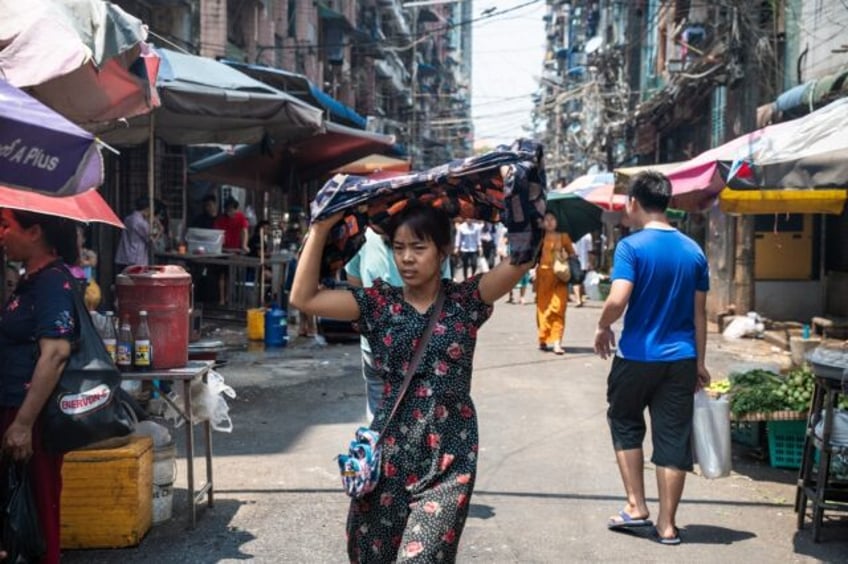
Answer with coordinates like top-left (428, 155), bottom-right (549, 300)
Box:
top-left (377, 0), bottom-right (411, 41)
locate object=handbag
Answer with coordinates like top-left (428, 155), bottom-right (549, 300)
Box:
top-left (552, 248), bottom-right (572, 284)
top-left (40, 268), bottom-right (134, 453)
top-left (1, 461), bottom-right (45, 563)
top-left (337, 289), bottom-right (446, 498)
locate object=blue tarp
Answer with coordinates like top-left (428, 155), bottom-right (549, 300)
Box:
top-left (222, 60), bottom-right (367, 129)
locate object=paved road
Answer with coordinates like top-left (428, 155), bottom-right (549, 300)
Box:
top-left (65, 298), bottom-right (847, 563)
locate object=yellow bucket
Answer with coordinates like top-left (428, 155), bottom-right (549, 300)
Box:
top-left (247, 308), bottom-right (265, 341)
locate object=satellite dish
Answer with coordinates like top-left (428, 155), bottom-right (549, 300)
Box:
top-left (585, 36), bottom-right (603, 54)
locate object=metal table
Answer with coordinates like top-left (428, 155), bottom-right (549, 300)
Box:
top-left (121, 361), bottom-right (214, 528)
top-left (155, 251), bottom-right (291, 310)
top-left (795, 359), bottom-right (848, 542)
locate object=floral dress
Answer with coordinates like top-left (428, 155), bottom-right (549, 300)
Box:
top-left (346, 276), bottom-right (493, 563)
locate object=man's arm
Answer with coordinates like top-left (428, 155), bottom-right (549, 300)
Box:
top-left (593, 279), bottom-right (633, 359)
top-left (694, 290), bottom-right (710, 389)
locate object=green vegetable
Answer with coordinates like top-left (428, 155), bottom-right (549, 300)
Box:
top-left (728, 366), bottom-right (817, 416)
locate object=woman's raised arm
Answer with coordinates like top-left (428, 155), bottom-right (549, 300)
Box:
top-left (289, 213), bottom-right (360, 321)
top-left (478, 258), bottom-right (535, 305)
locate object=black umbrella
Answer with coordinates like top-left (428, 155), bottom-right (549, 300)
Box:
top-left (545, 190), bottom-right (603, 240)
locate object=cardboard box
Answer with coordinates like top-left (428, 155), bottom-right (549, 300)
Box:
top-left (61, 436), bottom-right (153, 549)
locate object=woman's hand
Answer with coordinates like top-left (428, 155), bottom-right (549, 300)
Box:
top-left (289, 211), bottom-right (359, 321)
top-left (3, 419), bottom-right (33, 461)
top-left (310, 211), bottom-right (345, 234)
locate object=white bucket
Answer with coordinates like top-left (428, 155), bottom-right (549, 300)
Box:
top-left (153, 442), bottom-right (177, 486)
top-left (152, 483), bottom-right (174, 524)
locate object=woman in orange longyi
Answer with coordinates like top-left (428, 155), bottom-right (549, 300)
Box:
top-left (535, 212), bottom-right (576, 355)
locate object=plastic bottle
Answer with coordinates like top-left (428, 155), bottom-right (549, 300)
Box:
top-left (117, 314), bottom-right (134, 371)
top-left (102, 311), bottom-right (118, 364)
top-left (133, 310), bottom-right (153, 371)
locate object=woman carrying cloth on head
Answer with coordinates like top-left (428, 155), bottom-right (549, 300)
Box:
top-left (291, 200), bottom-right (538, 563)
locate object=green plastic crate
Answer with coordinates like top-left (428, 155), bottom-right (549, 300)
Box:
top-left (730, 421), bottom-right (762, 448)
top-left (767, 420), bottom-right (807, 469)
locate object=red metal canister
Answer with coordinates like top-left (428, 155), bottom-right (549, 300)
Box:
top-left (116, 265), bottom-right (191, 369)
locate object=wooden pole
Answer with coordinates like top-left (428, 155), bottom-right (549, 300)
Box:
top-left (259, 225), bottom-right (266, 306)
top-left (148, 113), bottom-right (156, 265)
top-left (731, 3), bottom-right (759, 314)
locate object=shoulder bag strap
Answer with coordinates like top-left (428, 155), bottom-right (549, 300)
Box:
top-left (376, 288), bottom-right (446, 444)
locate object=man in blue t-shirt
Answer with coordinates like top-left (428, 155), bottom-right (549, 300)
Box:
top-left (594, 171), bottom-right (710, 545)
top-left (346, 227), bottom-right (451, 421)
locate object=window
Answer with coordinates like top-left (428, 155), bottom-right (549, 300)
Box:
top-left (287, 0), bottom-right (296, 38)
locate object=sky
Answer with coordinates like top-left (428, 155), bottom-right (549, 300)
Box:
top-left (471, 0), bottom-right (546, 150)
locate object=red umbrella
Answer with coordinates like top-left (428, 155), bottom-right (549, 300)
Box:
top-left (578, 182), bottom-right (626, 211)
top-left (559, 173), bottom-right (625, 210)
top-left (0, 186), bottom-right (123, 228)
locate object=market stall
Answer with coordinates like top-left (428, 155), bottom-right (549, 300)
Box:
top-left (155, 250), bottom-right (293, 312)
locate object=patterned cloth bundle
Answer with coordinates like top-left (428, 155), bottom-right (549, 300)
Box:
top-left (309, 139), bottom-right (547, 276)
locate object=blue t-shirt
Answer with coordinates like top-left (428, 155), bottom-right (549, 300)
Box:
top-left (612, 227), bottom-right (709, 362)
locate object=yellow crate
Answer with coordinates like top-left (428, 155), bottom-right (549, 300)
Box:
top-left (60, 436), bottom-right (153, 549)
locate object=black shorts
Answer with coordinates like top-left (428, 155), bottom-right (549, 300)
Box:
top-left (606, 356), bottom-right (697, 471)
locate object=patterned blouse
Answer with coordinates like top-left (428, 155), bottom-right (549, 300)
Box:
top-left (0, 262), bottom-right (76, 407)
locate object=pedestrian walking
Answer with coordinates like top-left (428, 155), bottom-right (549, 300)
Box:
top-left (535, 212), bottom-right (575, 355)
top-left (504, 232), bottom-right (531, 305)
top-left (572, 232), bottom-right (592, 307)
top-left (291, 200), bottom-right (537, 563)
top-left (593, 171), bottom-right (710, 546)
top-left (453, 217), bottom-right (482, 280)
top-left (480, 222), bottom-right (496, 270)
top-left (345, 226), bottom-right (451, 422)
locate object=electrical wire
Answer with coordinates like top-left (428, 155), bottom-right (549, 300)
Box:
top-left (235, 0), bottom-right (543, 54)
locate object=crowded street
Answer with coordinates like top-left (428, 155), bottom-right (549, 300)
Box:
top-left (63, 299), bottom-right (848, 563)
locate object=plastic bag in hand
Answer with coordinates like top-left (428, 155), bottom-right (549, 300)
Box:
top-left (1, 463), bottom-right (46, 563)
top-left (692, 391), bottom-right (732, 479)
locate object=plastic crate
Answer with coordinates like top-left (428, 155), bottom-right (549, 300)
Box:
top-left (185, 228), bottom-right (224, 254)
top-left (767, 420), bottom-right (807, 469)
top-left (731, 420), bottom-right (762, 448)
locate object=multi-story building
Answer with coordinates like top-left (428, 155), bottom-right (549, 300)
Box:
top-left (535, 0), bottom-right (848, 324)
top-left (115, 0), bottom-right (472, 168)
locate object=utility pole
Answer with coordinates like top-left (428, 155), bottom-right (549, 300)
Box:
top-left (730, 1), bottom-right (759, 314)
top-left (410, 6), bottom-right (418, 168)
top-left (554, 96), bottom-right (562, 182)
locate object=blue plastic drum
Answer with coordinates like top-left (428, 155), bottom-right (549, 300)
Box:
top-left (264, 304), bottom-right (288, 347)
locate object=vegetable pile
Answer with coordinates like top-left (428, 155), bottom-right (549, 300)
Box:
top-left (727, 369), bottom-right (791, 417)
top-left (709, 365), bottom-right (848, 417)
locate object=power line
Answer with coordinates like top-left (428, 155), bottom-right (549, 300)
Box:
top-left (242, 0), bottom-right (542, 54)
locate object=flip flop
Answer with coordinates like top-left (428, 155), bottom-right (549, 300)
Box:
top-left (607, 510), bottom-right (653, 530)
top-left (650, 526), bottom-right (681, 545)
